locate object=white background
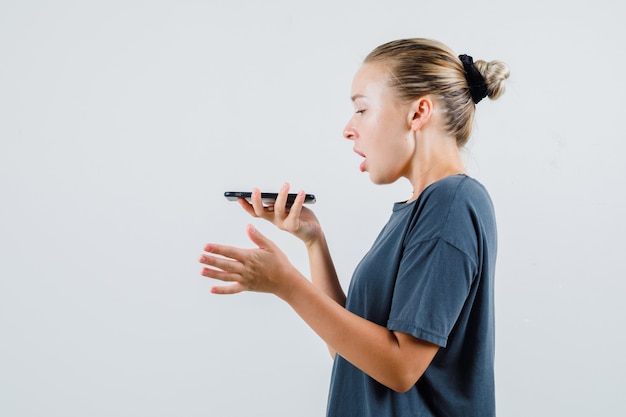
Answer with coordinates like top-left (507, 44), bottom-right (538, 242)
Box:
top-left (1, 1), bottom-right (625, 416)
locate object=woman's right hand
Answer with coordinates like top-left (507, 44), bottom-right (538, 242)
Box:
top-left (238, 183), bottom-right (322, 247)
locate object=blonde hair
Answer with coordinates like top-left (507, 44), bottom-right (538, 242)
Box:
top-left (364, 38), bottom-right (510, 147)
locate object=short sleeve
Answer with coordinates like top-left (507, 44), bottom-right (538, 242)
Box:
top-left (387, 238), bottom-right (476, 347)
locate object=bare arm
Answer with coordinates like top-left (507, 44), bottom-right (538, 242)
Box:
top-left (200, 225), bottom-right (439, 392)
top-left (304, 232), bottom-right (345, 306)
top-left (282, 266), bottom-right (438, 392)
top-left (238, 186), bottom-right (346, 356)
top-left (303, 233), bottom-right (345, 358)
top-left (238, 185), bottom-right (346, 306)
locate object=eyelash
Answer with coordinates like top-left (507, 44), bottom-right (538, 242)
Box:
top-left (355, 109), bottom-right (365, 114)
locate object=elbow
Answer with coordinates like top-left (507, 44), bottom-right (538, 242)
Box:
top-left (385, 370), bottom-right (423, 393)
top-left (328, 346), bottom-right (337, 359)
top-left (389, 379), bottom-right (417, 394)
top-left (381, 333), bottom-right (438, 392)
top-left (383, 357), bottom-right (432, 392)
top-left (394, 384), bottom-right (414, 394)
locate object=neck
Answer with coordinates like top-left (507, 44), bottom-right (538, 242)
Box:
top-left (405, 133), bottom-right (466, 203)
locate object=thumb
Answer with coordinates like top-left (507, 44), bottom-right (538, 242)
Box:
top-left (246, 224), bottom-right (274, 251)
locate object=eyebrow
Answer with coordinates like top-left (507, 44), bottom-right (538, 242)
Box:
top-left (351, 94), bottom-right (366, 102)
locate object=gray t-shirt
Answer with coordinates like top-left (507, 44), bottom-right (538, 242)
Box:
top-left (326, 175), bottom-right (497, 417)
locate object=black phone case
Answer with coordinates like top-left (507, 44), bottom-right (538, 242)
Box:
top-left (224, 192), bottom-right (316, 205)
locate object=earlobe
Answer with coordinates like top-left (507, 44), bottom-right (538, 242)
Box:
top-left (409, 96), bottom-right (433, 131)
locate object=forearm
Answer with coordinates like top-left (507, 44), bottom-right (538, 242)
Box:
top-left (200, 224), bottom-right (436, 391)
top-left (280, 273), bottom-right (435, 393)
top-left (306, 233), bottom-right (346, 306)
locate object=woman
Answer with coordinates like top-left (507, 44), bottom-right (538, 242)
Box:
top-left (199, 38), bottom-right (510, 416)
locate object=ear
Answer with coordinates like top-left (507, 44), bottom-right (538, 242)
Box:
top-left (408, 96), bottom-right (434, 131)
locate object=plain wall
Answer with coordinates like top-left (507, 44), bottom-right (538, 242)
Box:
top-left (1, 1), bottom-right (624, 416)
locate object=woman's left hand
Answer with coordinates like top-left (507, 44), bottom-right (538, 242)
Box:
top-left (199, 224), bottom-right (301, 298)
top-left (238, 184), bottom-right (323, 247)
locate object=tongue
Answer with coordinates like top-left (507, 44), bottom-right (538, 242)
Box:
top-left (360, 160), bottom-right (366, 172)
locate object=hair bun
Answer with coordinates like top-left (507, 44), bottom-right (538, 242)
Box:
top-left (473, 59), bottom-right (510, 100)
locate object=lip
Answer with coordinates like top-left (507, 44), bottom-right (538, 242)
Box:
top-left (353, 148), bottom-right (366, 172)
top-left (353, 148), bottom-right (366, 158)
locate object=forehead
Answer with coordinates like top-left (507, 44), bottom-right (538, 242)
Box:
top-left (351, 62), bottom-right (392, 100)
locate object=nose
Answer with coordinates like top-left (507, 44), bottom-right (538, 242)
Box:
top-left (343, 121), bottom-right (357, 140)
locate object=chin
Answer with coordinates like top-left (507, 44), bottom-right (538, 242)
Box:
top-left (368, 171), bottom-right (400, 185)
top-left (368, 173), bottom-right (394, 185)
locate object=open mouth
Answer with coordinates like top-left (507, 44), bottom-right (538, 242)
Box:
top-left (353, 148), bottom-right (366, 172)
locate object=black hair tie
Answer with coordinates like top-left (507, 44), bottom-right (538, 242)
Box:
top-left (459, 54), bottom-right (488, 104)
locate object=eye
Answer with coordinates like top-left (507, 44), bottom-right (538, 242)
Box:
top-left (355, 109), bottom-right (366, 114)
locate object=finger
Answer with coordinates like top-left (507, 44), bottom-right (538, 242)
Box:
top-left (200, 266), bottom-right (240, 283)
top-left (199, 253), bottom-right (243, 274)
top-left (274, 182), bottom-right (290, 216)
top-left (211, 282), bottom-right (246, 295)
top-left (203, 243), bottom-right (243, 262)
top-left (250, 188), bottom-right (268, 218)
top-left (286, 190), bottom-right (306, 223)
top-left (238, 198), bottom-right (258, 218)
top-left (246, 224), bottom-right (275, 251)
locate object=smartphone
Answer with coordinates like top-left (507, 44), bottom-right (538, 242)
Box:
top-left (224, 191), bottom-right (316, 207)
